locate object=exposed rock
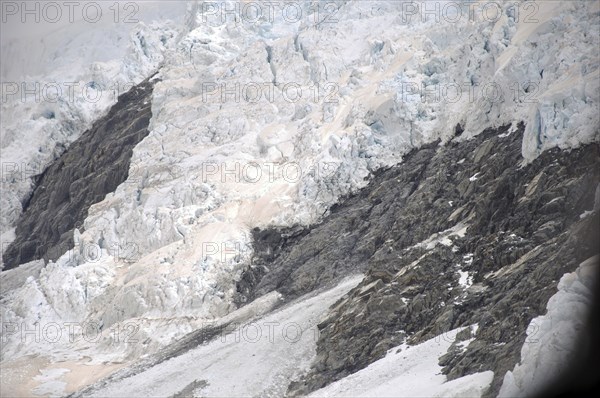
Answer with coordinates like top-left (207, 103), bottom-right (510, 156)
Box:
top-left (3, 76), bottom-right (157, 270)
top-left (238, 123), bottom-right (600, 397)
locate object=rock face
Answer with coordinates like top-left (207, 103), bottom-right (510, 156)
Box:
top-left (2, 77), bottom-right (157, 270)
top-left (239, 123), bottom-right (600, 397)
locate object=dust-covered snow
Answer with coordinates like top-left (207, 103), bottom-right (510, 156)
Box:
top-left (1, 1), bottom-right (598, 395)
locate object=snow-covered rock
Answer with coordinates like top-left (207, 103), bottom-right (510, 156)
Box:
top-left (309, 327), bottom-right (494, 398)
top-left (1, 2), bottom-right (186, 247)
top-left (1, 1), bottom-right (598, 395)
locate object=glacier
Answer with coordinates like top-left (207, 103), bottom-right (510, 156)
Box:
top-left (1, 1), bottom-right (599, 396)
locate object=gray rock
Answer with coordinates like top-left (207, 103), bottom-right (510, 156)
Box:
top-left (3, 76), bottom-right (157, 270)
top-left (236, 123), bottom-right (599, 397)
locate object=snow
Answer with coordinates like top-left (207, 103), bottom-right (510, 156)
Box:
top-left (309, 327), bottom-right (493, 398)
top-left (463, 253), bottom-right (474, 265)
top-left (32, 368), bottom-right (70, 397)
top-left (498, 255), bottom-right (599, 398)
top-left (498, 123), bottom-right (517, 138)
top-left (458, 270), bottom-right (473, 290)
top-left (85, 275), bottom-right (363, 398)
top-left (1, 1), bottom-right (186, 254)
top-left (406, 222), bottom-right (469, 251)
top-left (547, 196), bottom-right (564, 205)
top-left (454, 256), bottom-right (475, 305)
top-left (1, 1), bottom-right (188, 81)
top-left (1, 0), bottom-right (598, 394)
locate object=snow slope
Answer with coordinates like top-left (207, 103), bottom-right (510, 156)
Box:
top-left (309, 327), bottom-right (493, 398)
top-left (80, 275), bottom-right (363, 398)
top-left (308, 256), bottom-right (598, 398)
top-left (1, 1), bottom-right (599, 396)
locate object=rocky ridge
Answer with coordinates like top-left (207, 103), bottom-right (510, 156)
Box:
top-left (3, 76), bottom-right (157, 270)
top-left (239, 123), bottom-right (600, 397)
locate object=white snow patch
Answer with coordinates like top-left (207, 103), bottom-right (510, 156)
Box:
top-left (463, 253), bottom-right (474, 265)
top-left (547, 196), bottom-right (564, 205)
top-left (309, 327), bottom-right (493, 397)
top-left (458, 270), bottom-right (473, 290)
top-left (407, 223), bottom-right (469, 251)
top-left (86, 275), bottom-right (364, 398)
top-left (456, 338), bottom-right (475, 353)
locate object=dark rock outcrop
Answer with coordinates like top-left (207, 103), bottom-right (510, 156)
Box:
top-left (238, 123), bottom-right (600, 397)
top-left (2, 76), bottom-right (157, 270)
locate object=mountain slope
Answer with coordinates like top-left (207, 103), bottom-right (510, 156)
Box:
top-left (1, 1), bottom-right (599, 396)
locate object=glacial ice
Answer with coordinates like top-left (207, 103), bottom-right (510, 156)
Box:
top-left (1, 1), bottom-right (598, 395)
